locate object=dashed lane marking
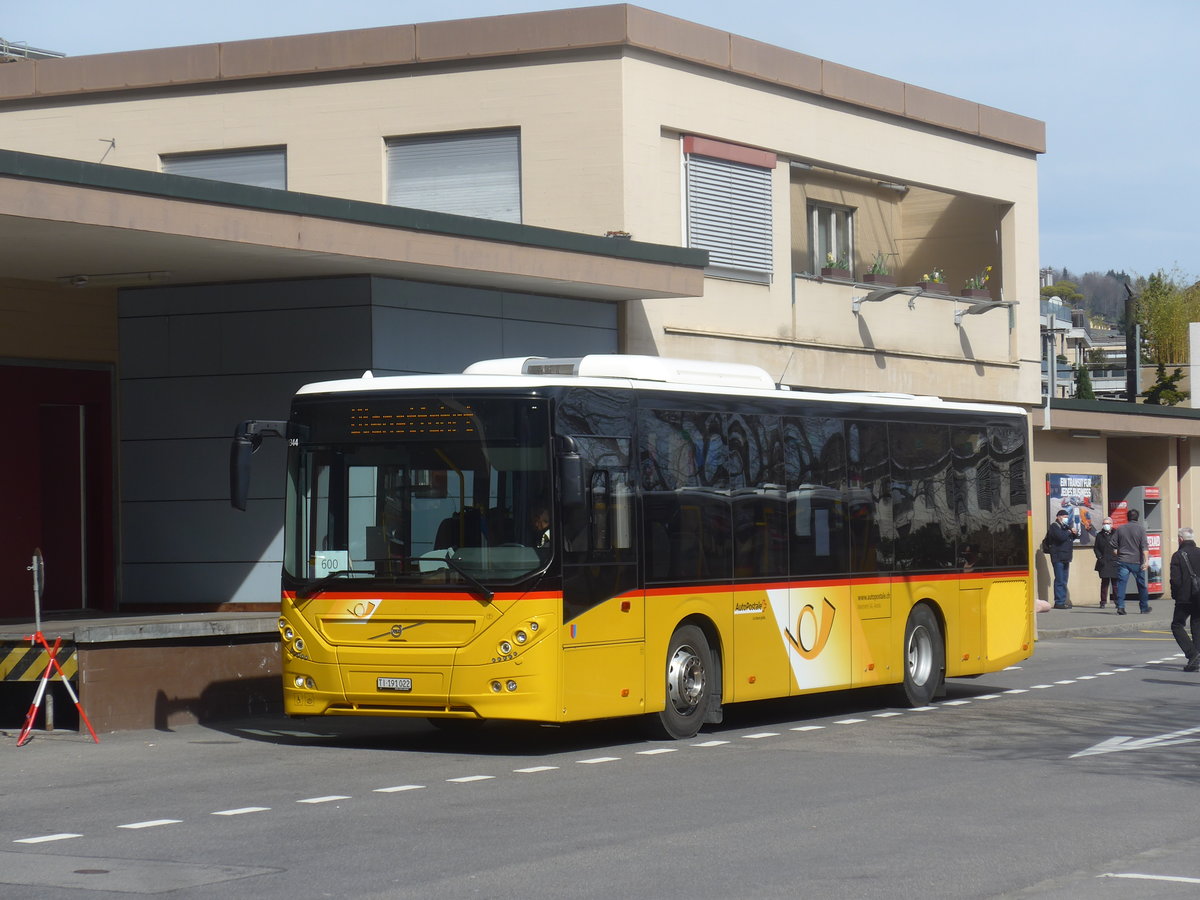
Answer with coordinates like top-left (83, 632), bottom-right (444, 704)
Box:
top-left (11, 662), bottom-right (1173, 847)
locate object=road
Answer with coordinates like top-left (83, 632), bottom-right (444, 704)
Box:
top-left (4, 623), bottom-right (1200, 898)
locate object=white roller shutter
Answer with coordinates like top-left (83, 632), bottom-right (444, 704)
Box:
top-left (686, 153), bottom-right (773, 280)
top-left (161, 148), bottom-right (286, 189)
top-left (386, 130), bottom-right (521, 223)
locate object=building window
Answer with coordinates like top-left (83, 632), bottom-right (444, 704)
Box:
top-left (386, 129), bottom-right (521, 223)
top-left (161, 147), bottom-right (286, 189)
top-left (809, 202), bottom-right (854, 273)
top-left (683, 136), bottom-right (775, 283)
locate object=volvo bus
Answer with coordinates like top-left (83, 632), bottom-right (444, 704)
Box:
top-left (231, 355), bottom-right (1033, 739)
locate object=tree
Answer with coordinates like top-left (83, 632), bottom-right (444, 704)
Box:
top-left (1142, 363), bottom-right (1189, 406)
top-left (1074, 364), bottom-right (1095, 400)
top-left (1040, 280), bottom-right (1084, 306)
top-left (1134, 270), bottom-right (1200, 366)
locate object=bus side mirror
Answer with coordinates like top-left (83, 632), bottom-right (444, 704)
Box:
top-left (230, 433), bottom-right (257, 511)
top-left (558, 437), bottom-right (584, 511)
top-left (229, 420), bottom-right (289, 511)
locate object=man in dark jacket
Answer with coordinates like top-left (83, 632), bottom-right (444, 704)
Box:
top-left (1044, 508), bottom-right (1077, 609)
top-left (1168, 527), bottom-right (1200, 672)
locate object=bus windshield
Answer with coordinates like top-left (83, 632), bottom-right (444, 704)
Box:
top-left (283, 394), bottom-right (552, 592)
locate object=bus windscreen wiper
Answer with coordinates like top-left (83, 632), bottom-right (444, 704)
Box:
top-left (439, 554), bottom-right (495, 603)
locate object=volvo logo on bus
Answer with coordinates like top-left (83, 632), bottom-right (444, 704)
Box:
top-left (391, 624), bottom-right (404, 637)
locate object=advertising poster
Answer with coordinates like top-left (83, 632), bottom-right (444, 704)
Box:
top-left (1147, 533), bottom-right (1163, 594)
top-left (1047, 474), bottom-right (1104, 546)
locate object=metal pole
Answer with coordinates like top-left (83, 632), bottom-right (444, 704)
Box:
top-left (27, 549), bottom-right (43, 635)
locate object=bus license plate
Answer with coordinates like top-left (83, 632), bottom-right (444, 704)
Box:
top-left (377, 677), bottom-right (413, 692)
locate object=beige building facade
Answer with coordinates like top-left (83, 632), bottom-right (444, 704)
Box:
top-left (0, 4), bottom-right (1044, 406)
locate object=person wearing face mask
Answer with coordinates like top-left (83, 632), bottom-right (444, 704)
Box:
top-left (1043, 508), bottom-right (1078, 609)
top-left (1093, 516), bottom-right (1120, 607)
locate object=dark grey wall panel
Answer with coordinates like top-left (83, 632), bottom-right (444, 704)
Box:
top-left (118, 275), bottom-right (626, 608)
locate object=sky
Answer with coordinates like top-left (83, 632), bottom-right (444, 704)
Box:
top-left (4, 1), bottom-right (1197, 280)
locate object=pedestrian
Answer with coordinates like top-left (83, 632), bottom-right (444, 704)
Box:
top-left (1168, 527), bottom-right (1200, 672)
top-left (1044, 508), bottom-right (1077, 609)
top-left (1093, 515), bottom-right (1120, 607)
top-left (1113, 508), bottom-right (1152, 615)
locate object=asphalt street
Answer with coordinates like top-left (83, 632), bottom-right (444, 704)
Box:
top-left (4, 611), bottom-right (1200, 899)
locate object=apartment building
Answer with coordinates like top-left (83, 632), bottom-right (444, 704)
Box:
top-left (2, 4), bottom-right (1197, 619)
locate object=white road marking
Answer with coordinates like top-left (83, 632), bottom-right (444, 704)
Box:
top-left (296, 795), bottom-right (351, 803)
top-left (1101, 872), bottom-right (1200, 884)
top-left (1072, 725), bottom-right (1200, 758)
top-left (693, 739), bottom-right (729, 746)
top-left (1031, 684), bottom-right (1054, 689)
top-left (974, 694), bottom-right (1001, 700)
top-left (13, 833), bottom-right (81, 844)
top-left (873, 712), bottom-right (903, 718)
top-left (373, 785), bottom-right (426, 792)
top-left (833, 719), bottom-right (865, 725)
top-left (637, 748), bottom-right (677, 755)
top-left (911, 706), bottom-right (937, 711)
top-left (1004, 689), bottom-right (1028, 695)
top-left (744, 731), bottom-right (781, 738)
top-left (446, 775), bottom-right (494, 783)
top-left (940, 700), bottom-right (970, 706)
top-left (212, 807), bottom-right (270, 816)
top-left (577, 756), bottom-right (620, 764)
top-left (118, 819), bottom-right (182, 829)
top-left (513, 766), bottom-right (559, 773)
top-left (789, 726), bottom-right (825, 732)
top-left (1054, 680), bottom-right (1076, 685)
top-left (1077, 675), bottom-right (1097, 680)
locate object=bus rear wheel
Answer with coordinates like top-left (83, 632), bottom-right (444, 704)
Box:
top-left (899, 604), bottom-right (944, 707)
top-left (644, 624), bottom-right (713, 740)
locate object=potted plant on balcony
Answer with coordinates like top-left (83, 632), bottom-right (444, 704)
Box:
top-left (917, 266), bottom-right (947, 293)
top-left (962, 265), bottom-right (993, 299)
top-left (820, 252), bottom-right (851, 280)
top-left (862, 252), bottom-right (895, 286)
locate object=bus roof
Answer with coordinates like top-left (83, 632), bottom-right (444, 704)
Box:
top-left (295, 355), bottom-right (1027, 418)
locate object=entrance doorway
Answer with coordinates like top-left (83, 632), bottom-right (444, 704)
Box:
top-left (0, 365), bottom-right (113, 619)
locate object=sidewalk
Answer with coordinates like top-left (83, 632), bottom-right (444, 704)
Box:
top-left (1036, 603), bottom-right (1174, 639)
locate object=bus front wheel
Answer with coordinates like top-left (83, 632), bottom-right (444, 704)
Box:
top-left (644, 624), bottom-right (713, 740)
top-left (899, 604), bottom-right (944, 707)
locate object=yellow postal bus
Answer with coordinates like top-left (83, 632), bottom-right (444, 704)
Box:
top-left (231, 355), bottom-right (1033, 739)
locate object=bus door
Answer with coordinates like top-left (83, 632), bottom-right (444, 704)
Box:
top-left (845, 420), bottom-right (894, 688)
top-left (559, 434), bottom-right (641, 719)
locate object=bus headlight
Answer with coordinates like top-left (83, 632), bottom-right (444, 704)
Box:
top-left (499, 640), bottom-right (512, 655)
top-left (514, 630), bottom-right (528, 645)
top-left (293, 638), bottom-right (305, 653)
top-left (491, 681), bottom-right (503, 693)
top-left (283, 626), bottom-right (295, 641)
top-left (529, 621), bottom-right (539, 632)
top-left (506, 680), bottom-right (518, 692)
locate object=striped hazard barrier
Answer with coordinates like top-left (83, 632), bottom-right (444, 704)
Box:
top-left (1, 641), bottom-right (77, 683)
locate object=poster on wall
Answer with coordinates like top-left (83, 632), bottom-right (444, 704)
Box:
top-left (1147, 533), bottom-right (1163, 594)
top-left (1047, 473), bottom-right (1104, 546)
